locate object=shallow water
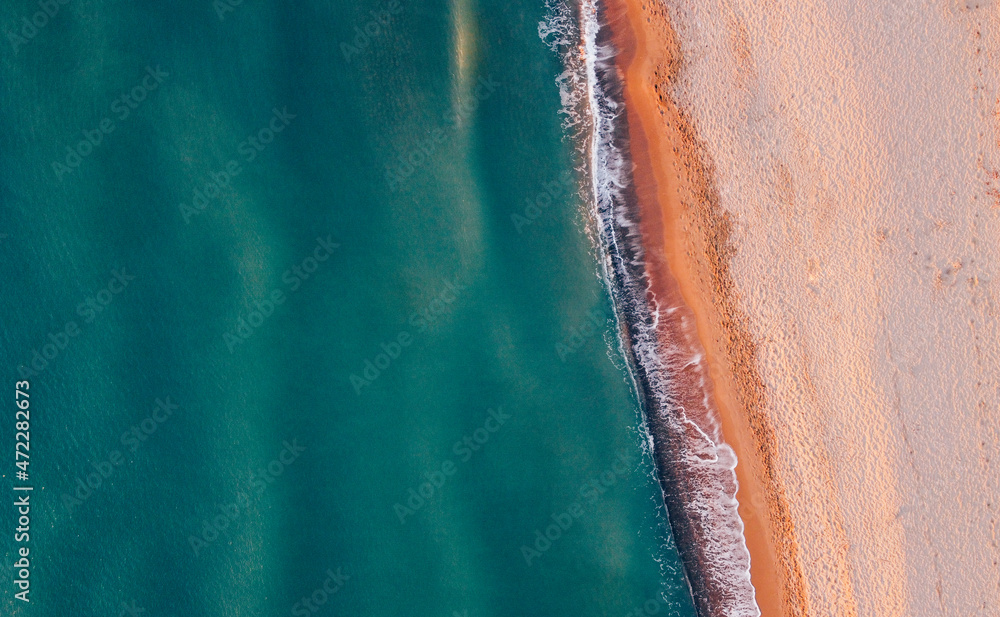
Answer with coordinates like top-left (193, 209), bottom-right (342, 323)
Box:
top-left (0, 1), bottom-right (697, 616)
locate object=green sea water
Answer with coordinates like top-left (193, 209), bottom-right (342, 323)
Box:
top-left (1, 1), bottom-right (698, 615)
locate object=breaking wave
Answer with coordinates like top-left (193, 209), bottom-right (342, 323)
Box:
top-left (539, 2), bottom-right (760, 616)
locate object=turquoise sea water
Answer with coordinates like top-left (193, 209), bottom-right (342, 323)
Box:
top-left (1, 1), bottom-right (698, 615)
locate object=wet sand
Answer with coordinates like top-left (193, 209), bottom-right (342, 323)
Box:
top-left (603, 0), bottom-right (1000, 615)
top-left (601, 1), bottom-right (802, 615)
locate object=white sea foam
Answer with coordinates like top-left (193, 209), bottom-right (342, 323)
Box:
top-left (539, 2), bottom-right (760, 615)
top-left (656, 1), bottom-right (1000, 613)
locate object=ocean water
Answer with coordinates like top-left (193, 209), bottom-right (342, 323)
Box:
top-left (1, 1), bottom-right (698, 616)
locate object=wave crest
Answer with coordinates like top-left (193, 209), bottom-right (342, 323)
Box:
top-left (539, 2), bottom-right (760, 616)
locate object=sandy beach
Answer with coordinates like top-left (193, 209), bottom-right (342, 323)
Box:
top-left (602, 1), bottom-right (801, 614)
top-left (602, 0), bottom-right (1000, 615)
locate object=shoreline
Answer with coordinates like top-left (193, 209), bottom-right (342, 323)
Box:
top-left (598, 1), bottom-right (803, 615)
top-left (577, 0), bottom-right (1000, 613)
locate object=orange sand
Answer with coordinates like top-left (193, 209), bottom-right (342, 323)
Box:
top-left (602, 1), bottom-right (806, 615)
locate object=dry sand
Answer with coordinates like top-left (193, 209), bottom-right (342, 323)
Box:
top-left (604, 0), bottom-right (1000, 615)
